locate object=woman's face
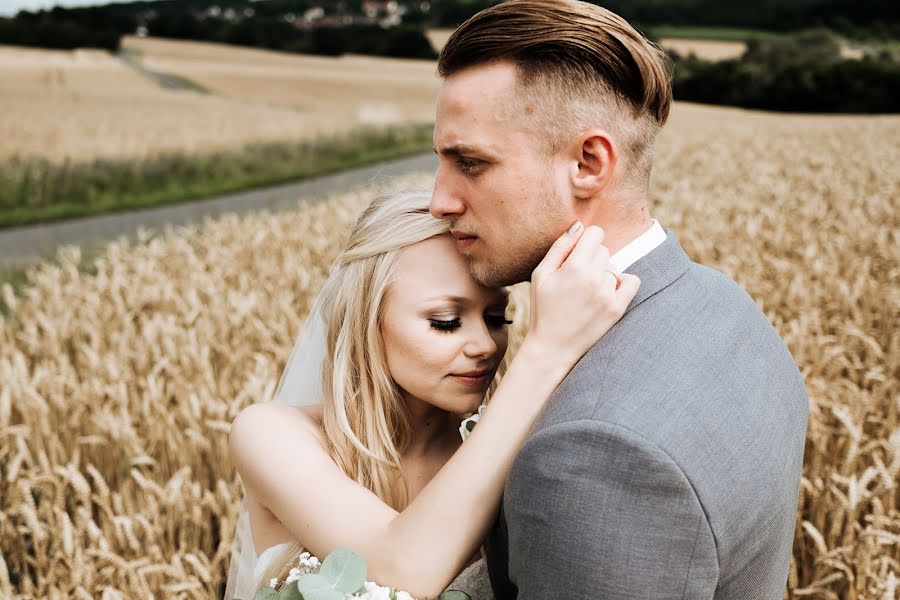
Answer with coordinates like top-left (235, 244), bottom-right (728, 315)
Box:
top-left (381, 233), bottom-right (510, 416)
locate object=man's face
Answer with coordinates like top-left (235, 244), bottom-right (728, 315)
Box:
top-left (431, 60), bottom-right (573, 287)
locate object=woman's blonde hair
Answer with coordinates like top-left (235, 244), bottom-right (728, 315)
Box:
top-left (256, 191), bottom-right (502, 591)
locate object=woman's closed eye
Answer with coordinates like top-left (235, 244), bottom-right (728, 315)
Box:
top-left (429, 315), bottom-right (513, 333)
top-left (429, 317), bottom-right (461, 332)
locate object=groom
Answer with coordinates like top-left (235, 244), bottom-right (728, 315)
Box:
top-left (430, 1), bottom-right (808, 599)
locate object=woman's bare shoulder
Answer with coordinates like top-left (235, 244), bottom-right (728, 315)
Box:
top-left (294, 404), bottom-right (327, 448)
top-left (229, 402), bottom-right (329, 463)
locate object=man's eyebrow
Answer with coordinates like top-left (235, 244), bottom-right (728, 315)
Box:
top-left (434, 143), bottom-right (495, 158)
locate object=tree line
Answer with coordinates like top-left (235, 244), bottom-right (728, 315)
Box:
top-left (2, 0), bottom-right (898, 52)
top-left (424, 0), bottom-right (900, 38)
top-left (0, 1), bottom-right (436, 58)
top-left (669, 30), bottom-right (899, 113)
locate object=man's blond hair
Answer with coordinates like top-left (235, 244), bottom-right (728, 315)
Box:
top-left (438, 0), bottom-right (673, 193)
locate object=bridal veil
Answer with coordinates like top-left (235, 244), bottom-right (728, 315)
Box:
top-left (223, 276), bottom-right (333, 599)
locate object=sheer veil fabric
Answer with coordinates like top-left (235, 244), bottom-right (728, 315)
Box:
top-left (224, 279), bottom-right (331, 599)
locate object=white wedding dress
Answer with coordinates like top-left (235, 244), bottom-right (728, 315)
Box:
top-left (443, 555), bottom-right (494, 599)
top-left (254, 542), bottom-right (293, 588)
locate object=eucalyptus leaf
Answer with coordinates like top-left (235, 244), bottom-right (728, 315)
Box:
top-left (437, 591), bottom-right (472, 600)
top-left (296, 573), bottom-right (344, 600)
top-left (318, 547), bottom-right (367, 594)
top-left (276, 581), bottom-right (305, 600)
top-left (251, 587), bottom-right (279, 600)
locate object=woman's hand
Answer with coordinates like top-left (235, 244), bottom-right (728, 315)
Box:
top-left (526, 222), bottom-right (640, 364)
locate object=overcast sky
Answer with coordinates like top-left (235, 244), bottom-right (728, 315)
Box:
top-left (0, 1), bottom-right (134, 16)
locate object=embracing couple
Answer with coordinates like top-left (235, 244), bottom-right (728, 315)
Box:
top-left (225, 1), bottom-right (808, 599)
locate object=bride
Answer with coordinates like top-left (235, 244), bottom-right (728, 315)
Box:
top-left (224, 191), bottom-right (638, 599)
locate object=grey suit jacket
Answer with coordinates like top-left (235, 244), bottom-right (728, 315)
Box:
top-left (484, 231), bottom-right (808, 599)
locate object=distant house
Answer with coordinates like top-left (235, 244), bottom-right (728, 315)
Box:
top-left (362, 1), bottom-right (394, 18)
top-left (362, 1), bottom-right (405, 27)
top-left (291, 1), bottom-right (406, 30)
top-left (303, 7), bottom-right (325, 23)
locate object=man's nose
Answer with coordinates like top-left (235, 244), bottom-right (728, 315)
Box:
top-left (431, 165), bottom-right (466, 219)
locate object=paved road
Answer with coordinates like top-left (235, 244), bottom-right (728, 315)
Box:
top-left (0, 153), bottom-right (438, 270)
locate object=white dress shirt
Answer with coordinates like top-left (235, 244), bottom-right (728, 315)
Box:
top-left (609, 219), bottom-right (667, 273)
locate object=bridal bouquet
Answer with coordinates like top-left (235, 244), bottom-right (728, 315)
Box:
top-left (244, 547), bottom-right (471, 600)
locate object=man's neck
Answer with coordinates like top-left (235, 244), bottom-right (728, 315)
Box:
top-left (581, 191), bottom-right (654, 254)
top-left (590, 214), bottom-right (655, 256)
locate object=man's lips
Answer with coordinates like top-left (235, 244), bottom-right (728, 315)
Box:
top-left (451, 230), bottom-right (478, 251)
top-left (450, 230), bottom-right (477, 240)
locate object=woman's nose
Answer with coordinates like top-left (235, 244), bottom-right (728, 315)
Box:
top-left (463, 321), bottom-right (498, 359)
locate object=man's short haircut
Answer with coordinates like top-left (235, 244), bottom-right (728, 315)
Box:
top-left (437, 0), bottom-right (673, 192)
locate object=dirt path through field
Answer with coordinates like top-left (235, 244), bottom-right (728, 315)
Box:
top-left (0, 152), bottom-right (438, 269)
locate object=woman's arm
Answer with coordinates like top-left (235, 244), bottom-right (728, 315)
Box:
top-left (229, 224), bottom-right (639, 598)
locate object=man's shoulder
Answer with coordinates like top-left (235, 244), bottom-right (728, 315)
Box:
top-left (668, 259), bottom-right (759, 312)
top-left (535, 256), bottom-right (807, 447)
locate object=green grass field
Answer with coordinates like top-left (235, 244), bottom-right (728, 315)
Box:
top-left (0, 123), bottom-right (434, 229)
top-left (645, 25), bottom-right (782, 41)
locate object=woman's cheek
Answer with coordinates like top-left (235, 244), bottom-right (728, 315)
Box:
top-left (416, 334), bottom-right (459, 375)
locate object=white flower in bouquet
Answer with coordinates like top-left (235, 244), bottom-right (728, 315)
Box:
top-left (353, 581), bottom-right (393, 600)
top-left (459, 404), bottom-right (487, 441)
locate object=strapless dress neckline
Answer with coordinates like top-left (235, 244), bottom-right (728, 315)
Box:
top-left (254, 541), bottom-right (293, 584)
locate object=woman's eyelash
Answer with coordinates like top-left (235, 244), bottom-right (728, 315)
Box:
top-left (428, 316), bottom-right (513, 333)
top-left (430, 318), bottom-right (461, 332)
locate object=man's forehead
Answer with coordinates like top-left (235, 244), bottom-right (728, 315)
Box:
top-left (437, 61), bottom-right (519, 113)
top-left (435, 62), bottom-right (530, 146)
top-left (432, 112), bottom-right (505, 157)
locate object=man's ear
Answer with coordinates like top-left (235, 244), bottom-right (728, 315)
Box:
top-left (567, 130), bottom-right (617, 199)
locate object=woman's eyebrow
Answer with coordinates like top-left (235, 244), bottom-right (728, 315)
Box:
top-left (423, 294), bottom-right (470, 305)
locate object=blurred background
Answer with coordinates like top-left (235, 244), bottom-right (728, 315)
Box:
top-left (0, 1), bottom-right (897, 599)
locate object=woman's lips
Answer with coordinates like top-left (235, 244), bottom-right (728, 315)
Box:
top-left (451, 371), bottom-right (491, 386)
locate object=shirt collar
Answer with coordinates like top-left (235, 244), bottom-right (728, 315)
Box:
top-left (610, 219), bottom-right (667, 272)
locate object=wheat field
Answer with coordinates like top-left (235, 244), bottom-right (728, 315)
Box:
top-left (0, 38), bottom-right (439, 164)
top-left (121, 36), bottom-right (440, 127)
top-left (0, 102), bottom-right (898, 599)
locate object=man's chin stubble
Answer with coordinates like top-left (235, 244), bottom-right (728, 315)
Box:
top-left (469, 253), bottom-right (542, 288)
